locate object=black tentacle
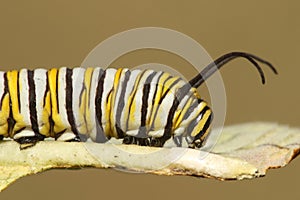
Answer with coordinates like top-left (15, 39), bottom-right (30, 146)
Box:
top-left (188, 52), bottom-right (278, 88)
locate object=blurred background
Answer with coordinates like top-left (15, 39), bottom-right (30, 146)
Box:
top-left (0, 0), bottom-right (299, 199)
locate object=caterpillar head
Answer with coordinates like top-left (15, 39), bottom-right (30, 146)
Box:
top-left (183, 52), bottom-right (277, 148)
top-left (172, 90), bottom-right (213, 149)
top-left (187, 105), bottom-right (213, 149)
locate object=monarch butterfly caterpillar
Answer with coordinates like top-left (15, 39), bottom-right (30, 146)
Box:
top-left (0, 52), bottom-right (277, 149)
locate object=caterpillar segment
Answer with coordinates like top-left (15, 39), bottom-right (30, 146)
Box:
top-left (0, 52), bottom-right (277, 149)
top-left (0, 72), bottom-right (9, 138)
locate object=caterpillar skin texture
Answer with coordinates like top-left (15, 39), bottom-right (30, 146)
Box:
top-left (0, 52), bottom-right (277, 149)
top-left (0, 67), bottom-right (211, 148)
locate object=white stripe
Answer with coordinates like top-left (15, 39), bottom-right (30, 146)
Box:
top-left (57, 67), bottom-right (69, 126)
top-left (146, 71), bottom-right (163, 128)
top-left (56, 132), bottom-right (76, 141)
top-left (19, 69), bottom-right (30, 125)
top-left (148, 129), bottom-right (164, 137)
top-left (88, 67), bottom-right (101, 141)
top-left (111, 68), bottom-right (128, 136)
top-left (13, 129), bottom-right (35, 139)
top-left (0, 72), bottom-right (5, 106)
top-left (151, 77), bottom-right (186, 133)
top-left (72, 67), bottom-right (86, 131)
top-left (127, 70), bottom-right (154, 135)
top-left (33, 68), bottom-right (48, 131)
top-left (176, 99), bottom-right (205, 136)
top-left (101, 68), bottom-right (117, 135)
top-left (120, 69), bottom-right (142, 133)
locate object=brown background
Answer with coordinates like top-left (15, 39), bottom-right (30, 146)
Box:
top-left (0, 0), bottom-right (299, 199)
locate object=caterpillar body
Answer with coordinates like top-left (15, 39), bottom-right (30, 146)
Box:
top-left (0, 52), bottom-right (277, 149)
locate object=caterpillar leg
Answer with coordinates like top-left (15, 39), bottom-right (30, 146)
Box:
top-left (122, 135), bottom-right (167, 147)
top-left (14, 130), bottom-right (45, 150)
top-left (15, 136), bottom-right (44, 149)
top-left (150, 137), bottom-right (168, 147)
top-left (66, 136), bottom-right (81, 142)
top-left (122, 135), bottom-right (152, 146)
top-left (55, 131), bottom-right (87, 142)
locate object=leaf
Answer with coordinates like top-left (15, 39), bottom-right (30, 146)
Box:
top-left (0, 122), bottom-right (299, 192)
top-left (208, 122), bottom-right (300, 173)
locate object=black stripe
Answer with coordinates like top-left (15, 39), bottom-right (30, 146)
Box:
top-left (28, 70), bottom-right (40, 136)
top-left (5, 72), bottom-right (16, 135)
top-left (137, 71), bottom-right (156, 138)
top-left (115, 70), bottom-right (130, 138)
top-left (149, 75), bottom-right (179, 132)
top-left (195, 112), bottom-right (213, 141)
top-left (65, 68), bottom-right (81, 138)
top-left (17, 71), bottom-right (20, 111)
top-left (160, 85), bottom-right (198, 145)
top-left (151, 72), bottom-right (164, 106)
top-left (78, 82), bottom-right (85, 107)
top-left (106, 89), bottom-right (113, 103)
top-left (183, 98), bottom-right (203, 121)
top-left (48, 113), bottom-right (54, 135)
top-left (14, 127), bottom-right (26, 134)
top-left (46, 70), bottom-right (54, 135)
top-left (162, 94), bottom-right (180, 142)
top-left (95, 69), bottom-right (107, 142)
top-left (55, 69), bottom-right (60, 113)
top-left (159, 77), bottom-right (181, 104)
top-left (186, 106), bottom-right (210, 135)
top-left (54, 128), bottom-right (67, 140)
top-left (81, 68), bottom-right (94, 139)
top-left (189, 110), bottom-right (212, 148)
top-left (0, 73), bottom-right (6, 109)
top-left (43, 71), bottom-right (49, 107)
top-left (87, 69), bottom-right (93, 108)
top-left (146, 72), bottom-right (164, 129)
top-left (125, 70), bottom-right (147, 132)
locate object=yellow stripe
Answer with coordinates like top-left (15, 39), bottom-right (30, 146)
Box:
top-left (173, 96), bottom-right (194, 128)
top-left (104, 89), bottom-right (112, 135)
top-left (183, 99), bottom-right (207, 127)
top-left (153, 108), bottom-right (163, 129)
top-left (148, 72), bottom-right (170, 127)
top-left (109, 68), bottom-right (123, 137)
top-left (7, 70), bottom-right (26, 136)
top-left (0, 93), bottom-right (10, 136)
top-left (84, 68), bottom-right (94, 133)
top-left (191, 109), bottom-right (212, 137)
top-left (78, 89), bottom-right (87, 134)
top-left (162, 76), bottom-right (179, 95)
top-left (128, 71), bottom-right (140, 127)
top-left (200, 125), bottom-right (211, 141)
top-left (173, 88), bottom-right (202, 129)
top-left (40, 89), bottom-right (51, 136)
top-left (48, 68), bottom-right (65, 135)
top-left (7, 71), bottom-right (19, 115)
top-left (123, 70), bottom-right (144, 131)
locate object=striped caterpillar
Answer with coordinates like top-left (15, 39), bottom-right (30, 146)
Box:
top-left (0, 52), bottom-right (277, 149)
